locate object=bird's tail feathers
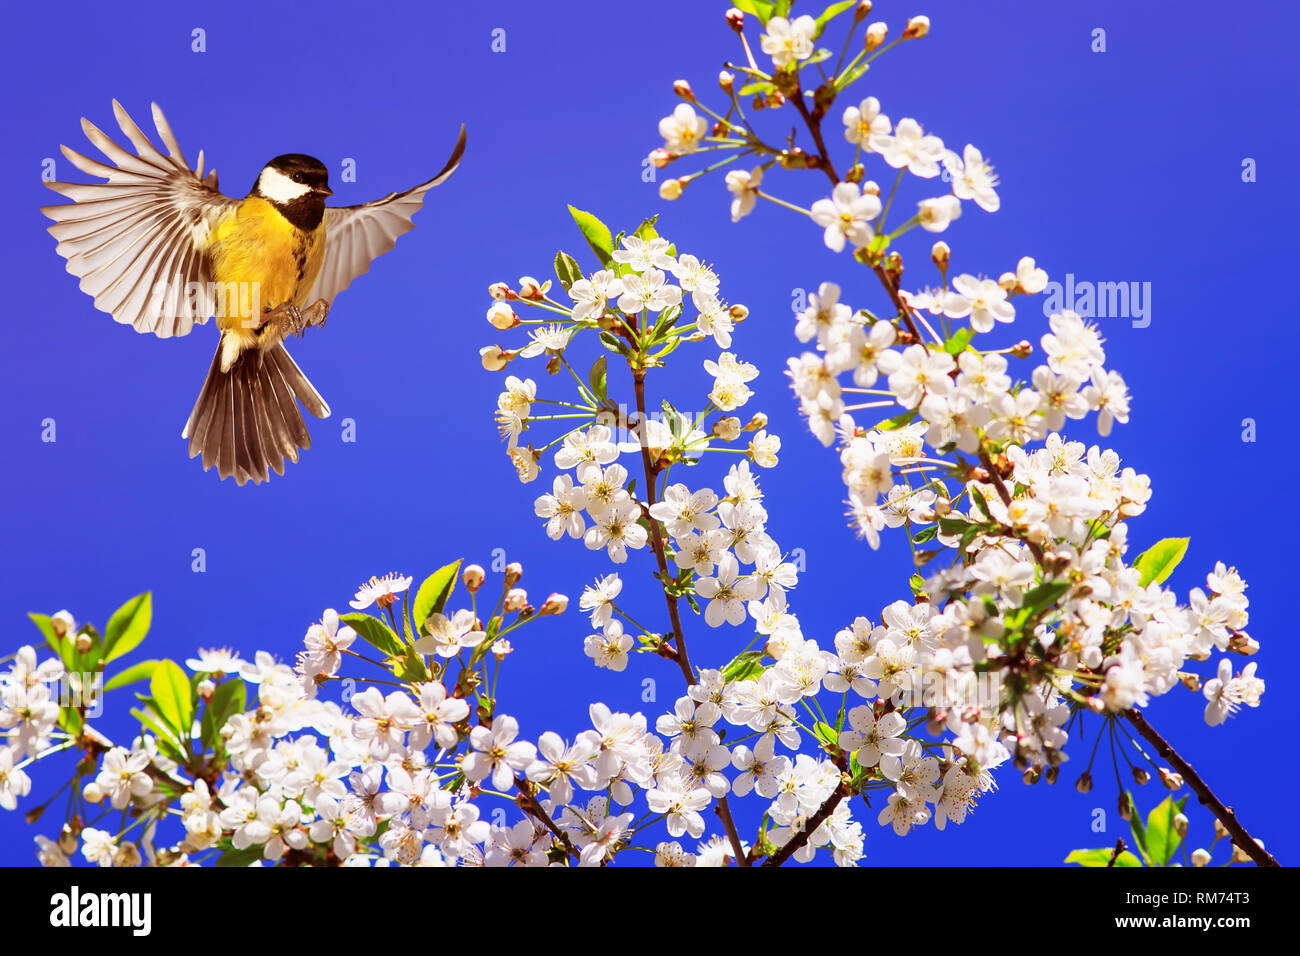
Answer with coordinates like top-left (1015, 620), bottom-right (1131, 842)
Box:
top-left (182, 339), bottom-right (331, 485)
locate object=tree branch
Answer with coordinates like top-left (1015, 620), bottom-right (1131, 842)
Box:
top-left (1123, 708), bottom-right (1278, 867)
top-left (762, 780), bottom-right (848, 867)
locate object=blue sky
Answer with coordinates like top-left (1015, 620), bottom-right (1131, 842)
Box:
top-left (1, 0), bottom-right (1293, 865)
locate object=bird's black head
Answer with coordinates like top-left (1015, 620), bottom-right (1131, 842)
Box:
top-left (253, 154), bottom-right (332, 229)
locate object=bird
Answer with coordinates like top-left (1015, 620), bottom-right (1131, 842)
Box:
top-left (40, 101), bottom-right (466, 486)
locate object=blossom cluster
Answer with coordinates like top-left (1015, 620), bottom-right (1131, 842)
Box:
top-left (643, 0), bottom-right (1269, 859)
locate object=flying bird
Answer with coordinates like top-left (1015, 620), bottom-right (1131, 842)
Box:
top-left (41, 101), bottom-right (466, 485)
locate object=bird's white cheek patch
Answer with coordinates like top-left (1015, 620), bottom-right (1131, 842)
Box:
top-left (257, 167), bottom-right (312, 203)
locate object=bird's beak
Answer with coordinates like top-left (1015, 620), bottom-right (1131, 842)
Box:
top-left (315, 184), bottom-right (333, 196)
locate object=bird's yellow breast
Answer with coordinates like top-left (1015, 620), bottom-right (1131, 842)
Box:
top-left (209, 197), bottom-right (326, 332)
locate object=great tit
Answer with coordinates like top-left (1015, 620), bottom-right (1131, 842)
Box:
top-left (41, 101), bottom-right (466, 485)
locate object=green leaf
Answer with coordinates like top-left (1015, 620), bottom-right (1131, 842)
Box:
top-left (721, 650), bottom-right (766, 682)
top-left (130, 706), bottom-right (185, 761)
top-left (813, 721), bottom-right (838, 748)
top-left (912, 525), bottom-right (938, 544)
top-left (28, 613), bottom-right (74, 671)
top-left (874, 409), bottom-right (917, 432)
top-left (216, 845), bottom-right (266, 867)
top-left (553, 250), bottom-right (583, 291)
top-left (1133, 537), bottom-right (1190, 587)
top-left (394, 646), bottom-right (431, 684)
top-left (200, 679), bottom-right (247, 751)
top-left (1125, 792), bottom-right (1150, 863)
top-left (340, 613), bottom-right (405, 660)
top-left (738, 80), bottom-right (777, 97)
top-left (104, 592), bottom-right (152, 663)
top-left (411, 560), bottom-right (462, 635)
top-left (1065, 848), bottom-right (1143, 867)
top-left (58, 705), bottom-right (84, 736)
top-left (1020, 580), bottom-right (1072, 615)
top-left (588, 355), bottom-right (608, 403)
top-left (104, 659), bottom-right (161, 693)
top-left (567, 205), bottom-right (614, 269)
top-left (943, 328), bottom-right (974, 356)
top-left (1144, 795), bottom-right (1188, 867)
top-left (814, 0), bottom-right (859, 38)
top-left (730, 0), bottom-right (775, 21)
top-left (634, 217), bottom-right (659, 243)
top-left (150, 660), bottom-right (194, 747)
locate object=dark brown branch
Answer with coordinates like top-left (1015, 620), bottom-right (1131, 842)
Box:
top-left (762, 781), bottom-right (848, 866)
top-left (514, 777), bottom-right (581, 862)
top-left (1123, 708), bottom-right (1278, 867)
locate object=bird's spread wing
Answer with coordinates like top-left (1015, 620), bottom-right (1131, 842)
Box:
top-left (40, 101), bottom-right (237, 339)
top-left (309, 124), bottom-right (466, 305)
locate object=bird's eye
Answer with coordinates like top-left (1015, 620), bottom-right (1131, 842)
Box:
top-left (291, 172), bottom-right (305, 183)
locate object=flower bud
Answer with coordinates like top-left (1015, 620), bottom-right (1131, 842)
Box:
top-left (1159, 767), bottom-right (1184, 790)
top-left (1230, 842), bottom-right (1257, 864)
top-left (75, 633), bottom-right (93, 654)
top-left (504, 562), bottom-right (524, 588)
top-left (504, 587), bottom-right (528, 611)
top-left (659, 178), bottom-right (684, 201)
top-left (1173, 813), bottom-right (1189, 837)
top-left (488, 281), bottom-right (513, 301)
top-left (743, 412), bottom-right (768, 432)
top-left (931, 241), bottom-right (950, 271)
top-left (197, 679), bottom-right (215, 702)
top-left (1179, 672), bottom-right (1201, 693)
top-left (854, 1), bottom-right (873, 20)
top-left (114, 842), bottom-right (142, 868)
top-left (860, 179), bottom-right (881, 197)
top-left (1118, 793), bottom-right (1133, 820)
top-left (1045, 765), bottom-right (1059, 785)
top-left (1213, 818), bottom-right (1229, 840)
top-left (1228, 632), bottom-right (1259, 655)
top-left (1022, 768), bottom-right (1040, 785)
top-left (718, 70), bottom-right (735, 91)
top-left (462, 564), bottom-right (486, 592)
top-left (903, 15), bottom-right (930, 39)
top-left (998, 271), bottom-right (1018, 292)
top-left (1009, 340), bottom-right (1034, 359)
top-left (487, 302), bottom-right (519, 330)
top-left (1132, 767), bottom-right (1150, 786)
top-left (725, 7), bottom-right (744, 32)
top-left (728, 304), bottom-right (749, 321)
top-left (712, 417), bottom-right (742, 441)
top-left (83, 781), bottom-right (105, 804)
top-left (59, 823), bottom-right (79, 854)
top-left (491, 639), bottom-right (514, 658)
top-left (540, 593), bottom-right (569, 616)
top-left (864, 21), bottom-right (888, 51)
top-left (517, 276), bottom-right (548, 299)
top-left (648, 148), bottom-right (671, 169)
top-left (1075, 772), bottom-right (1092, 794)
top-left (479, 345), bottom-right (517, 371)
top-left (673, 79), bottom-right (695, 101)
top-left (1191, 847), bottom-right (1212, 867)
top-left (52, 610), bottom-right (76, 638)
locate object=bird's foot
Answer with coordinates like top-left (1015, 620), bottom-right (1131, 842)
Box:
top-left (262, 300), bottom-right (329, 339)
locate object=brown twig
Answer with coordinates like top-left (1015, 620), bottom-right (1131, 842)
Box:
top-left (514, 776), bottom-right (581, 862)
top-left (630, 368), bottom-right (752, 864)
top-left (762, 780), bottom-right (848, 867)
top-left (1123, 708), bottom-right (1278, 867)
top-left (1107, 838), bottom-right (1126, 867)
